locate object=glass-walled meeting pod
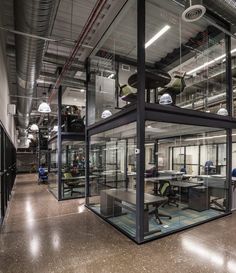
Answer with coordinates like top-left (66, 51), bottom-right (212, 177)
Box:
top-left (48, 133), bottom-right (85, 200)
top-left (85, 0), bottom-right (236, 243)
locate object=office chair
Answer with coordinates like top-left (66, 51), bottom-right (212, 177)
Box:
top-left (232, 168), bottom-right (236, 177)
top-left (149, 181), bottom-right (173, 224)
top-left (38, 167), bottom-right (48, 184)
top-left (159, 180), bottom-right (179, 208)
top-left (63, 172), bottom-right (82, 197)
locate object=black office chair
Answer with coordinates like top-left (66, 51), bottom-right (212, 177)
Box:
top-left (149, 181), bottom-right (172, 224)
top-left (159, 180), bottom-right (179, 208)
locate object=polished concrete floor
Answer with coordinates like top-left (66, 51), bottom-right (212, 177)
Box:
top-left (1, 174), bottom-right (236, 273)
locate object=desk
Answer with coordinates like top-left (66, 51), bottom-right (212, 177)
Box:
top-left (100, 188), bottom-right (167, 233)
top-left (197, 175), bottom-right (228, 211)
top-left (146, 177), bottom-right (201, 196)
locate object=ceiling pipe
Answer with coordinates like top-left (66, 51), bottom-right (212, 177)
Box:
top-left (14, 0), bottom-right (54, 130)
top-left (48, 0), bottom-right (108, 103)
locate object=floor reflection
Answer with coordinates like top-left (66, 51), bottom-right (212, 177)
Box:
top-left (182, 237), bottom-right (236, 271)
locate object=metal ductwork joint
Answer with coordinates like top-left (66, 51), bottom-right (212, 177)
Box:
top-left (14, 0), bottom-right (54, 130)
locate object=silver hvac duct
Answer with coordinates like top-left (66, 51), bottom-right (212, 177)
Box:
top-left (14, 0), bottom-right (54, 129)
top-left (204, 0), bottom-right (236, 25)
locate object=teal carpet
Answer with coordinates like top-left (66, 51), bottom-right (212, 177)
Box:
top-left (91, 203), bottom-right (224, 239)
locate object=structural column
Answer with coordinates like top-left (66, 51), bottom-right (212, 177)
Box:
top-left (136, 0), bottom-right (146, 243)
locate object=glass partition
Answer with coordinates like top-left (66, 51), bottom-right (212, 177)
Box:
top-left (144, 0), bottom-right (231, 115)
top-left (88, 122), bottom-right (137, 238)
top-left (48, 139), bottom-right (58, 198)
top-left (48, 138), bottom-right (85, 200)
top-left (61, 105), bottom-right (85, 133)
top-left (61, 140), bottom-right (85, 199)
top-left (87, 0), bottom-right (137, 125)
top-left (144, 121), bottom-right (228, 240)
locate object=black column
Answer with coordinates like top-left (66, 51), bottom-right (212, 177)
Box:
top-left (225, 33), bottom-right (233, 211)
top-left (85, 58), bottom-right (90, 204)
top-left (57, 85), bottom-right (62, 200)
top-left (136, 0), bottom-right (145, 243)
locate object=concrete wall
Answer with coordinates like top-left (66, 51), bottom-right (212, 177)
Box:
top-left (0, 6), bottom-right (16, 146)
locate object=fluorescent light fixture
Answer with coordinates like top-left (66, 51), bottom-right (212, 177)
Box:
top-left (187, 48), bottom-right (236, 75)
top-left (145, 25), bottom-right (170, 49)
top-left (184, 133), bottom-right (236, 142)
top-left (108, 73), bottom-right (114, 79)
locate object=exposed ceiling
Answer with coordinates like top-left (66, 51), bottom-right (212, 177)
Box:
top-left (2, 0), bottom-right (236, 142)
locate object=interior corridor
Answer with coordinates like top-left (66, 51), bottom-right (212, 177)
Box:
top-left (0, 174), bottom-right (236, 273)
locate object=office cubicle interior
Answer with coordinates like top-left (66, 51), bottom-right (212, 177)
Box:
top-left (61, 140), bottom-right (85, 199)
top-left (143, 121), bottom-right (229, 240)
top-left (0, 125), bottom-right (16, 224)
top-left (48, 138), bottom-right (86, 200)
top-left (87, 121), bottom-right (229, 240)
top-left (88, 123), bottom-right (137, 238)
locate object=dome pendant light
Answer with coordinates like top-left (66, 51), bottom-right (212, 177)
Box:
top-left (101, 110), bottom-right (112, 119)
top-left (159, 93), bottom-right (173, 105)
top-left (30, 124), bottom-right (39, 131)
top-left (217, 105), bottom-right (228, 116)
top-left (38, 101), bottom-right (51, 113)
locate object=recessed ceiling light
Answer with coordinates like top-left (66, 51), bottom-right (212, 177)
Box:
top-left (80, 89), bottom-right (85, 93)
top-left (73, 98), bottom-right (78, 101)
top-left (145, 25), bottom-right (170, 49)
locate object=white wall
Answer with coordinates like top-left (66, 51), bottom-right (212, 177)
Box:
top-left (0, 9), bottom-right (16, 145)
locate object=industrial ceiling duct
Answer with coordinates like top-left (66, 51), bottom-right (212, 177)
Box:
top-left (14, 0), bottom-right (54, 130)
top-left (203, 0), bottom-right (236, 25)
top-left (182, 0), bottom-right (206, 22)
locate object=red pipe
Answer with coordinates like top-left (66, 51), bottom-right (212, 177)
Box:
top-left (48, 0), bottom-right (108, 103)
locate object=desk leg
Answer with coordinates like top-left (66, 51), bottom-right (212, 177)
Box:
top-left (153, 183), bottom-right (158, 195)
top-left (100, 191), bottom-right (122, 217)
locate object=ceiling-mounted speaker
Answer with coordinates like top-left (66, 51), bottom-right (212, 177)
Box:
top-left (182, 0), bottom-right (206, 22)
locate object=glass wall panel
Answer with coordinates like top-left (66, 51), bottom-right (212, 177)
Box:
top-left (87, 0), bottom-right (137, 125)
top-left (88, 122), bottom-right (137, 239)
top-left (61, 140), bottom-right (85, 199)
top-left (48, 139), bottom-right (58, 198)
top-left (61, 105), bottom-right (85, 133)
top-left (144, 0), bottom-right (231, 115)
top-left (144, 121), bottom-right (228, 240)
